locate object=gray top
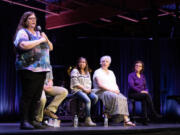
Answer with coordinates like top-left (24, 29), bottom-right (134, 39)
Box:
top-left (70, 68), bottom-right (91, 94)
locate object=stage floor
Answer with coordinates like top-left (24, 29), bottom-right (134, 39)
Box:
top-left (0, 123), bottom-right (180, 135)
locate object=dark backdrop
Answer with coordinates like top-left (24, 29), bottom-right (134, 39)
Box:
top-left (0, 2), bottom-right (180, 122)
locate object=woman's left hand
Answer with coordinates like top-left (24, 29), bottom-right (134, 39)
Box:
top-left (41, 32), bottom-right (53, 51)
top-left (41, 32), bottom-right (48, 40)
top-left (112, 89), bottom-right (120, 94)
top-left (47, 80), bottom-right (53, 87)
top-left (141, 90), bottom-right (148, 94)
top-left (84, 88), bottom-right (91, 94)
top-left (43, 80), bottom-right (53, 92)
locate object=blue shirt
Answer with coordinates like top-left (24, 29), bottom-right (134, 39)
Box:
top-left (14, 28), bottom-right (51, 72)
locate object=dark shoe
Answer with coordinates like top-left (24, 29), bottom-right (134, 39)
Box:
top-left (30, 120), bottom-right (46, 129)
top-left (20, 121), bottom-right (34, 130)
top-left (44, 109), bottom-right (58, 119)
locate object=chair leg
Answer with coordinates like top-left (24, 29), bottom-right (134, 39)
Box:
top-left (132, 100), bottom-right (136, 123)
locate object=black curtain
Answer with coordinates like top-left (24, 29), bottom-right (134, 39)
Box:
top-left (48, 34), bottom-right (180, 118)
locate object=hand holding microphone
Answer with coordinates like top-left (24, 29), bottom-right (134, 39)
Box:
top-left (37, 25), bottom-right (53, 51)
top-left (37, 26), bottom-right (47, 43)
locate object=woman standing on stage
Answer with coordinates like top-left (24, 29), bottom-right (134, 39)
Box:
top-left (14, 11), bottom-right (53, 129)
top-left (70, 57), bottom-right (98, 126)
top-left (93, 56), bottom-right (135, 126)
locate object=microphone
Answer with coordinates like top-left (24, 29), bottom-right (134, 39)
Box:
top-left (37, 25), bottom-right (42, 33)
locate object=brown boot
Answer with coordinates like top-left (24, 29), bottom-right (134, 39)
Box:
top-left (44, 109), bottom-right (58, 119)
top-left (85, 117), bottom-right (96, 126)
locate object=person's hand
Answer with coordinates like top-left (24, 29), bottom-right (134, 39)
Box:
top-left (110, 89), bottom-right (119, 94)
top-left (141, 90), bottom-right (148, 94)
top-left (83, 88), bottom-right (91, 94)
top-left (39, 32), bottom-right (48, 43)
top-left (44, 85), bottom-right (52, 92)
top-left (44, 80), bottom-right (53, 92)
top-left (114, 90), bottom-right (120, 94)
top-left (39, 37), bottom-right (47, 43)
top-left (40, 32), bottom-right (53, 51)
top-left (41, 32), bottom-right (48, 41)
top-left (47, 80), bottom-right (53, 87)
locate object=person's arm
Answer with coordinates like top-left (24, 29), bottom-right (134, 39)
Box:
top-left (111, 71), bottom-right (120, 94)
top-left (128, 74), bottom-right (142, 92)
top-left (41, 32), bottom-right (53, 51)
top-left (14, 29), bottom-right (46, 50)
top-left (18, 30), bottom-right (46, 50)
top-left (141, 75), bottom-right (148, 94)
top-left (75, 84), bottom-right (91, 94)
top-left (20, 37), bottom-right (46, 50)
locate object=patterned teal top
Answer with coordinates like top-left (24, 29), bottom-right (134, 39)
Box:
top-left (14, 28), bottom-right (51, 72)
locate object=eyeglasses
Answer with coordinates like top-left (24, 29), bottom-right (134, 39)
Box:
top-left (28, 17), bottom-right (37, 21)
top-left (135, 65), bottom-right (142, 67)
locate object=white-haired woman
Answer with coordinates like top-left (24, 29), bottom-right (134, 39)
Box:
top-left (93, 56), bottom-right (135, 126)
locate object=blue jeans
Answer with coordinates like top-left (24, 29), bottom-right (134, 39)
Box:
top-left (75, 91), bottom-right (98, 117)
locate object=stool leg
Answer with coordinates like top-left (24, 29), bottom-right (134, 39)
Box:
top-left (132, 101), bottom-right (136, 123)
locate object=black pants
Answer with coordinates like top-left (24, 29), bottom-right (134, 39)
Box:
top-left (129, 92), bottom-right (157, 119)
top-left (18, 70), bottom-right (46, 122)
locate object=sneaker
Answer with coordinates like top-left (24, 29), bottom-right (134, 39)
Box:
top-left (44, 109), bottom-right (58, 119)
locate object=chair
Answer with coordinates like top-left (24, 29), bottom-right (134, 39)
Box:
top-left (167, 95), bottom-right (180, 104)
top-left (128, 98), bottom-right (147, 123)
top-left (57, 93), bottom-right (86, 121)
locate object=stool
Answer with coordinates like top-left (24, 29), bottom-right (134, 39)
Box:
top-left (56, 93), bottom-right (86, 121)
top-left (129, 98), bottom-right (146, 123)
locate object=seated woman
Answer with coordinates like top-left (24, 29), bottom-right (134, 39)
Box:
top-left (70, 57), bottom-right (98, 126)
top-left (128, 60), bottom-right (162, 124)
top-left (93, 55), bottom-right (135, 126)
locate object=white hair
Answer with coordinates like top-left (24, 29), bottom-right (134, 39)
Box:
top-left (100, 55), bottom-right (111, 64)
